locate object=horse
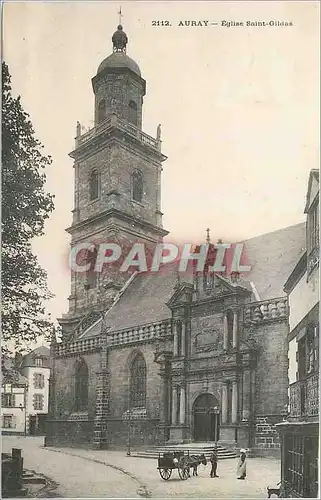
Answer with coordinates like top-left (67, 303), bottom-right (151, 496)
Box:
top-left (184, 453), bottom-right (207, 477)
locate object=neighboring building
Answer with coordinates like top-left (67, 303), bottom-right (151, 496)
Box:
top-left (45, 24), bottom-right (308, 455)
top-left (20, 347), bottom-right (50, 435)
top-left (277, 170), bottom-right (319, 498)
top-left (1, 356), bottom-right (28, 435)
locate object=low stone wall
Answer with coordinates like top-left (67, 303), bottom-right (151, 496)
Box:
top-left (45, 419), bottom-right (94, 447)
top-left (106, 418), bottom-right (161, 448)
top-left (45, 418), bottom-right (161, 449)
top-left (252, 414), bottom-right (282, 457)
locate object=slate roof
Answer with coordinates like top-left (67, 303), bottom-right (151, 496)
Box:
top-left (81, 222), bottom-right (306, 338)
top-left (21, 346), bottom-right (50, 368)
top-left (241, 222), bottom-right (306, 300)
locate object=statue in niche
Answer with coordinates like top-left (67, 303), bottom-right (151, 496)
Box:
top-left (111, 99), bottom-right (117, 113)
top-left (156, 124), bottom-right (161, 141)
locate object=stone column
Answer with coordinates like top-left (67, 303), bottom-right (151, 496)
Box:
top-left (221, 383), bottom-right (228, 424)
top-left (171, 386), bottom-right (177, 425)
top-left (223, 314), bottom-right (229, 350)
top-left (233, 311), bottom-right (238, 348)
top-left (173, 322), bottom-right (178, 357)
top-left (179, 386), bottom-right (186, 425)
top-left (159, 374), bottom-right (167, 423)
top-left (232, 381), bottom-right (238, 424)
top-left (93, 335), bottom-right (110, 449)
top-left (181, 322), bottom-right (186, 357)
top-left (242, 370), bottom-right (251, 421)
top-left (155, 166), bottom-right (162, 225)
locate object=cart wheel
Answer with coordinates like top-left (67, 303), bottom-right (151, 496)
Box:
top-left (159, 468), bottom-right (172, 480)
top-left (178, 467), bottom-right (189, 480)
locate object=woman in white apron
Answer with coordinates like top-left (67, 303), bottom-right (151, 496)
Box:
top-left (236, 449), bottom-right (247, 479)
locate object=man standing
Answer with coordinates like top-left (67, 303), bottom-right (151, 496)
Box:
top-left (210, 448), bottom-right (219, 478)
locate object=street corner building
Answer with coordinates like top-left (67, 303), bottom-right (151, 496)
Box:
top-left (45, 24), bottom-right (316, 458)
top-left (276, 170), bottom-right (319, 498)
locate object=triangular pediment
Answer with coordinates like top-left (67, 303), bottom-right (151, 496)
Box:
top-left (197, 273), bottom-right (251, 299)
top-left (166, 282), bottom-right (194, 308)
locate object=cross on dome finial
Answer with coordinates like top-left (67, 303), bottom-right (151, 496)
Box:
top-left (206, 228), bottom-right (211, 244)
top-left (118, 6), bottom-right (123, 26)
top-left (112, 12), bottom-right (128, 53)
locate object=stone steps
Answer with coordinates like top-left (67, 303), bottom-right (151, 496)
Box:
top-left (133, 442), bottom-right (237, 460)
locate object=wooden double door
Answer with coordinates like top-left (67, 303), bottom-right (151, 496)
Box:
top-left (193, 393), bottom-right (220, 442)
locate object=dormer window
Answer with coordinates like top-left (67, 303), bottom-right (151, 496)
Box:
top-left (35, 357), bottom-right (43, 367)
top-left (308, 202), bottom-right (319, 252)
top-left (128, 100), bottom-right (138, 126)
top-left (89, 170), bottom-right (99, 201)
top-left (132, 170), bottom-right (143, 203)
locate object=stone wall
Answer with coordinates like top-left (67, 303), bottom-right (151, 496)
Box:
top-left (54, 353), bottom-right (100, 421)
top-left (108, 343), bottom-right (161, 419)
top-left (106, 418), bottom-right (161, 448)
top-left (45, 419), bottom-right (94, 447)
top-left (248, 320), bottom-right (289, 416)
top-left (253, 414), bottom-right (282, 457)
top-left (93, 71), bottom-right (144, 129)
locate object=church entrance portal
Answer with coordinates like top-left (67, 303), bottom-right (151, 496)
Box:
top-left (193, 393), bottom-right (220, 442)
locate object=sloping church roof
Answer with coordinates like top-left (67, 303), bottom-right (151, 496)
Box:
top-left (81, 222), bottom-right (306, 339)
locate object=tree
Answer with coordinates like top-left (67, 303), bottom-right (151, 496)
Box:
top-left (2, 62), bottom-right (55, 352)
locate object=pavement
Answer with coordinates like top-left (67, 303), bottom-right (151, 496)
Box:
top-left (2, 436), bottom-right (281, 498)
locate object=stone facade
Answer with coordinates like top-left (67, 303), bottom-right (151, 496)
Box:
top-left (46, 25), bottom-right (307, 457)
top-left (276, 170), bottom-right (319, 497)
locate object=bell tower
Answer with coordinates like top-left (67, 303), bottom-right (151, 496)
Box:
top-left (59, 24), bottom-right (168, 336)
top-left (93, 24), bottom-right (145, 129)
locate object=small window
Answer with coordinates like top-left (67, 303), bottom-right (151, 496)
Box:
top-left (34, 373), bottom-right (45, 389)
top-left (306, 324), bottom-right (319, 375)
top-left (1, 394), bottom-right (15, 408)
top-left (3, 415), bottom-right (14, 428)
top-left (85, 246), bottom-right (98, 289)
top-left (33, 394), bottom-right (44, 411)
top-left (308, 204), bottom-right (319, 251)
top-left (98, 99), bottom-right (106, 123)
top-left (89, 170), bottom-right (99, 201)
top-left (132, 171), bottom-right (143, 203)
top-left (35, 357), bottom-right (43, 367)
top-left (128, 100), bottom-right (138, 126)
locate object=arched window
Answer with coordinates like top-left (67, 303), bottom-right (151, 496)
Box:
top-left (226, 310), bottom-right (233, 347)
top-left (132, 170), bottom-right (143, 203)
top-left (85, 246), bottom-right (98, 289)
top-left (128, 100), bottom-right (138, 126)
top-left (89, 170), bottom-right (99, 201)
top-left (130, 353), bottom-right (146, 408)
top-left (98, 99), bottom-right (106, 123)
top-left (74, 359), bottom-right (88, 412)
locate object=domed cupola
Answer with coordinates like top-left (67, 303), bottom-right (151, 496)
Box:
top-left (92, 24), bottom-right (146, 128)
top-left (112, 24), bottom-right (128, 52)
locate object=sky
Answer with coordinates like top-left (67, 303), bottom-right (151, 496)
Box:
top-left (3, 1), bottom-right (320, 328)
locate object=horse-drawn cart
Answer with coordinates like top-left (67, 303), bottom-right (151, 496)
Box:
top-left (157, 451), bottom-right (190, 481)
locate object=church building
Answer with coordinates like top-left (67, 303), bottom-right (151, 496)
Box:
top-left (45, 24), bottom-right (307, 456)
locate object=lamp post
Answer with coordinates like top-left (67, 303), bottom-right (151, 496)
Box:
top-left (123, 409), bottom-right (132, 456)
top-left (213, 406), bottom-right (219, 449)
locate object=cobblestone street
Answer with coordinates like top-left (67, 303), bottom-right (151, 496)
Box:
top-left (3, 436), bottom-right (281, 498)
